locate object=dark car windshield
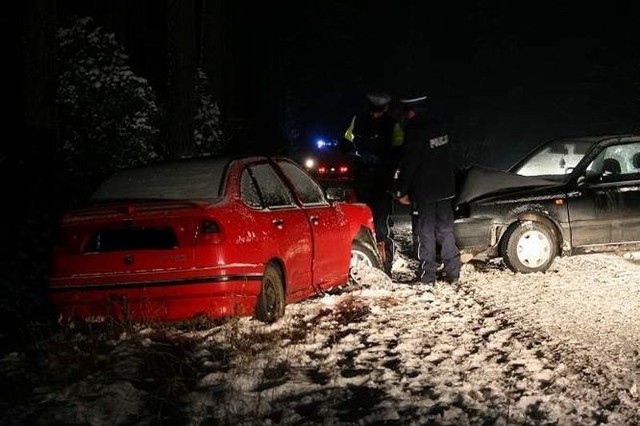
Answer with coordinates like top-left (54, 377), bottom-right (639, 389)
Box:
top-left (510, 139), bottom-right (594, 178)
top-left (91, 158), bottom-right (228, 202)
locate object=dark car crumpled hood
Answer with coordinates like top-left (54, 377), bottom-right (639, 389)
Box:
top-left (456, 165), bottom-right (558, 204)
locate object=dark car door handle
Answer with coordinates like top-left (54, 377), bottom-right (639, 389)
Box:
top-left (310, 216), bottom-right (320, 226)
top-left (272, 219), bottom-right (284, 229)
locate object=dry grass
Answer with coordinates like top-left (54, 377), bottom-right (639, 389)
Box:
top-left (1, 286), bottom-right (382, 423)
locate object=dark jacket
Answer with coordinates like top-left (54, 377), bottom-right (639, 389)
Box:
top-left (344, 112), bottom-right (404, 192)
top-left (396, 108), bottom-right (456, 204)
top-left (344, 112), bottom-right (402, 165)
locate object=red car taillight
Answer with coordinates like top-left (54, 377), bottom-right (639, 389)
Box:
top-left (195, 219), bottom-right (224, 245)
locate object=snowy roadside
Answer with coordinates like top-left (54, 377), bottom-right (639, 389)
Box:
top-left (1, 227), bottom-right (639, 424)
top-left (458, 251), bottom-right (640, 419)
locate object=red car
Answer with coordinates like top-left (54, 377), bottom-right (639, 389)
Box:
top-left (48, 156), bottom-right (383, 324)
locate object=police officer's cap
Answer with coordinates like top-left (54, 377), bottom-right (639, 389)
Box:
top-left (366, 92), bottom-right (391, 108)
top-left (400, 95), bottom-right (428, 109)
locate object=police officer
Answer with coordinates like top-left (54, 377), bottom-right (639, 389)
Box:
top-left (395, 95), bottom-right (461, 285)
top-left (343, 92), bottom-right (404, 275)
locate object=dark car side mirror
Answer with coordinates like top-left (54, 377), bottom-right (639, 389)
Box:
top-left (579, 169), bottom-right (602, 186)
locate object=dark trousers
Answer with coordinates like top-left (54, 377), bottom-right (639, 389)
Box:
top-left (354, 166), bottom-right (395, 274)
top-left (415, 199), bottom-right (461, 282)
top-left (372, 196), bottom-right (395, 274)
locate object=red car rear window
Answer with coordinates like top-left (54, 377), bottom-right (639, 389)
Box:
top-left (91, 158), bottom-right (228, 202)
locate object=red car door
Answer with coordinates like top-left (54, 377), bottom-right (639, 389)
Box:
top-left (275, 160), bottom-right (351, 290)
top-left (241, 162), bottom-right (315, 298)
top-left (303, 203), bottom-right (350, 289)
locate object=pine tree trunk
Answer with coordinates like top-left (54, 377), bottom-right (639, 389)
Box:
top-left (166, 0), bottom-right (196, 158)
top-left (22, 0), bottom-right (58, 170)
top-left (17, 0), bottom-right (59, 290)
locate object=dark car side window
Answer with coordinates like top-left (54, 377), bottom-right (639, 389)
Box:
top-left (586, 142), bottom-right (640, 182)
top-left (243, 163), bottom-right (296, 209)
top-left (277, 160), bottom-right (327, 206)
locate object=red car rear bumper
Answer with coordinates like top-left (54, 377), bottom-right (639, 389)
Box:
top-left (48, 275), bottom-right (263, 323)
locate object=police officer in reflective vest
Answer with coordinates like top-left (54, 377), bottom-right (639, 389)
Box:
top-left (343, 92), bottom-right (404, 275)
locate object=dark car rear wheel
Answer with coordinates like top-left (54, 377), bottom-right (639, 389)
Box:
top-left (501, 221), bottom-right (557, 273)
top-left (255, 264), bottom-right (285, 323)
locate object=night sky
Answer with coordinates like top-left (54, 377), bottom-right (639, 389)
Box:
top-left (276, 1), bottom-right (640, 167)
top-left (5, 1), bottom-right (640, 168)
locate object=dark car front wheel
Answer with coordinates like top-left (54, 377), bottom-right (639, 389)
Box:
top-left (255, 264), bottom-right (285, 323)
top-left (501, 221), bottom-right (557, 273)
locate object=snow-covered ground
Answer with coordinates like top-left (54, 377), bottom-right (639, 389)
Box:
top-left (1, 224), bottom-right (640, 425)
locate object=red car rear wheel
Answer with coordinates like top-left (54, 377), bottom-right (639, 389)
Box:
top-left (255, 264), bottom-right (285, 323)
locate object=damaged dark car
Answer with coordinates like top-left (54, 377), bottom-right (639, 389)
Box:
top-left (454, 133), bottom-right (640, 273)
